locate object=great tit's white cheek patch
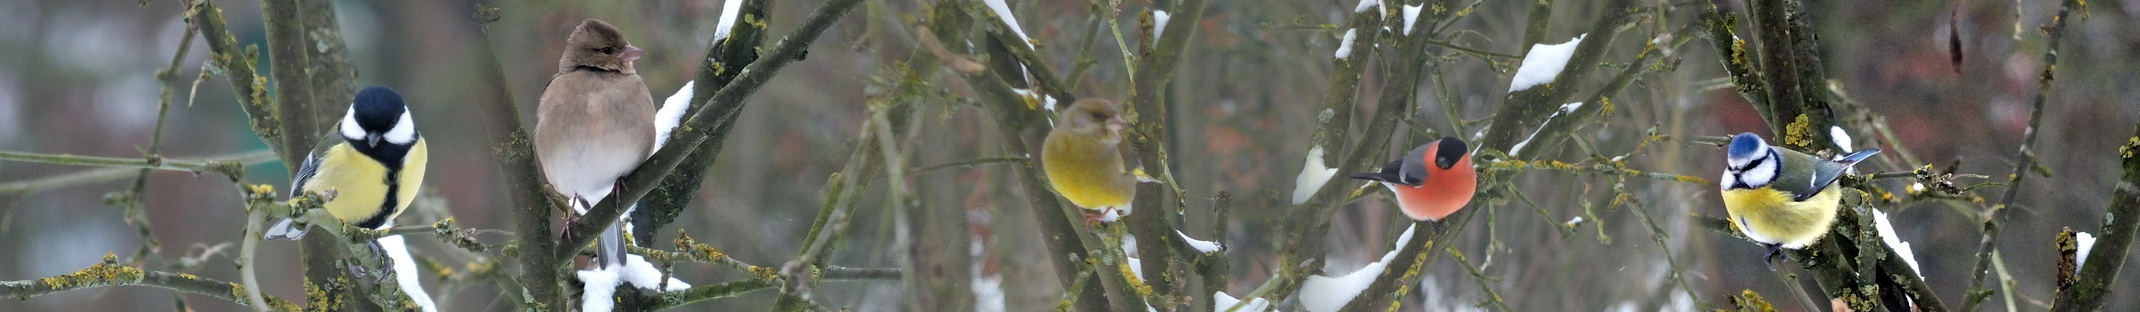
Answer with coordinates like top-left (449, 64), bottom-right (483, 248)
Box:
top-left (384, 111), bottom-right (417, 144)
top-left (340, 106), bottom-right (366, 141)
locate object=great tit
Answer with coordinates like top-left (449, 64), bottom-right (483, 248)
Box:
top-left (535, 19), bottom-right (655, 268)
top-left (1349, 137), bottom-right (1477, 222)
top-left (265, 86), bottom-right (429, 240)
top-left (1718, 132), bottom-right (1879, 260)
top-left (1042, 99), bottom-right (1143, 222)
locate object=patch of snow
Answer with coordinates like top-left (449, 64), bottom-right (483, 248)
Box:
top-left (713, 0), bottom-right (745, 42)
top-left (1011, 88), bottom-right (1057, 111)
top-left (378, 236), bottom-right (437, 312)
top-left (618, 254), bottom-right (691, 291)
top-left (578, 255), bottom-right (688, 312)
top-left (2077, 231), bottom-right (2097, 272)
top-left (1830, 126), bottom-right (1854, 152)
top-left (1214, 291), bottom-right (1273, 312)
top-left (1334, 29), bottom-right (1358, 59)
top-left (1508, 34), bottom-right (1587, 93)
top-left (1354, 0), bottom-right (1382, 12)
top-left (1178, 230), bottom-right (1223, 253)
top-left (981, 0), bottom-right (1035, 49)
top-left (1292, 145), bottom-right (1341, 204)
top-left (1871, 210), bottom-right (1922, 279)
top-left (654, 81), bottom-right (694, 151)
top-left (1152, 10), bottom-right (1170, 41)
top-left (1299, 224), bottom-right (1416, 312)
top-left (577, 266), bottom-right (622, 312)
top-left (1122, 235), bottom-right (1139, 256)
top-left (972, 274), bottom-right (1006, 312)
top-left (1401, 5), bottom-right (1423, 35)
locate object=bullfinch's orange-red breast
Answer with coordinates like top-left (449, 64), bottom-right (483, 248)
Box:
top-left (1349, 137), bottom-right (1477, 221)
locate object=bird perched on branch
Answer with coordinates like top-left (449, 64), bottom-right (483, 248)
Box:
top-left (1350, 137), bottom-right (1477, 224)
top-left (1718, 132), bottom-right (1879, 264)
top-left (1043, 99), bottom-right (1147, 222)
top-left (266, 86), bottom-right (429, 240)
top-left (536, 19), bottom-right (655, 269)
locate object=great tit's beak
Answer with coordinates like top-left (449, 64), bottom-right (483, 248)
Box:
top-left (367, 135), bottom-right (381, 147)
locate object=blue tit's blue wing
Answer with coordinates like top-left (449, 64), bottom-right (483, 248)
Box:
top-left (1794, 149), bottom-right (1881, 201)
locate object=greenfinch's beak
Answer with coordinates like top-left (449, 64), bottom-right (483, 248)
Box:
top-left (622, 45), bottom-right (646, 63)
top-left (1106, 117), bottom-right (1126, 132)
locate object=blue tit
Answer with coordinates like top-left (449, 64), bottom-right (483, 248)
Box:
top-left (266, 86), bottom-right (429, 240)
top-left (536, 19), bottom-right (655, 268)
top-left (1718, 132), bottom-right (1877, 260)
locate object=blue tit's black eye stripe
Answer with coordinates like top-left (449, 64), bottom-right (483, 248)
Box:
top-left (1730, 152), bottom-right (1770, 172)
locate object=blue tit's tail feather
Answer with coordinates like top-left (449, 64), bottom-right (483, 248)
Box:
top-left (1834, 149), bottom-right (1880, 165)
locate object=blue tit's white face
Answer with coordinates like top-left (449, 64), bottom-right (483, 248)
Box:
top-left (341, 86), bottom-right (418, 148)
top-left (1722, 133), bottom-right (1777, 190)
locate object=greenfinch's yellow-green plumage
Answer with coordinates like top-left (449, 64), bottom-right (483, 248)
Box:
top-left (266, 86), bottom-right (428, 239)
top-left (1718, 133), bottom-right (1878, 251)
top-left (1043, 99), bottom-right (1138, 220)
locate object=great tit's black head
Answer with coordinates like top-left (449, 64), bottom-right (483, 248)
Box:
top-left (342, 86), bottom-right (416, 148)
top-left (561, 19), bottom-right (644, 74)
top-left (1060, 99), bottom-right (1126, 141)
top-left (1432, 136), bottom-right (1469, 169)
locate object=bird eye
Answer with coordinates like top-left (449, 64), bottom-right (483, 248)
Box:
top-left (1089, 112), bottom-right (1107, 121)
top-left (598, 47), bottom-right (616, 54)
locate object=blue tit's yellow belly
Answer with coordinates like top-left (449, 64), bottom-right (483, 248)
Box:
top-left (1719, 186), bottom-right (1840, 249)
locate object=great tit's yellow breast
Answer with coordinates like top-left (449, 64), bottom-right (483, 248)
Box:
top-left (395, 140), bottom-right (428, 220)
top-left (308, 144), bottom-right (398, 224)
top-left (1720, 186), bottom-right (1840, 249)
top-left (1042, 132), bottom-right (1132, 209)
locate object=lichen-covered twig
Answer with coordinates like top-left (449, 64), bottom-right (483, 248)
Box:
top-left (0, 254), bottom-right (302, 311)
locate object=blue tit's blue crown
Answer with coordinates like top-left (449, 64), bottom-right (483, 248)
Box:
top-left (1727, 133), bottom-right (1765, 160)
top-left (352, 86), bottom-right (407, 133)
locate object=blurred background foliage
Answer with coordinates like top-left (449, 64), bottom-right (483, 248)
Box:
top-left (0, 0), bottom-right (2136, 311)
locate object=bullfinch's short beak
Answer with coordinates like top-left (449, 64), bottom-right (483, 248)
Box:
top-left (367, 135), bottom-right (381, 147)
top-left (1105, 117), bottom-right (1127, 132)
top-left (622, 45), bottom-right (646, 63)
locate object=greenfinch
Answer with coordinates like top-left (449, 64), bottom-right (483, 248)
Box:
top-left (1042, 99), bottom-right (1140, 222)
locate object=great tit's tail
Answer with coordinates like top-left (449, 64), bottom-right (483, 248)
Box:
top-left (264, 218), bottom-right (306, 240)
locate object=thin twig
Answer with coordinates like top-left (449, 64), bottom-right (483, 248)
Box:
top-left (1967, 0), bottom-right (2079, 309)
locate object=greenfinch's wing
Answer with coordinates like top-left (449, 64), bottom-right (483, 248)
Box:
top-left (1119, 140), bottom-right (1156, 182)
